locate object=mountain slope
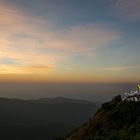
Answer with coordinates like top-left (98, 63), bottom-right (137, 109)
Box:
top-left (67, 95), bottom-right (140, 140)
top-left (0, 97), bottom-right (98, 140)
top-left (29, 97), bottom-right (94, 104)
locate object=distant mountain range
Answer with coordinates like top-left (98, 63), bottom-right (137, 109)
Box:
top-left (66, 95), bottom-right (140, 140)
top-left (0, 97), bottom-right (99, 140)
top-left (29, 97), bottom-right (95, 104)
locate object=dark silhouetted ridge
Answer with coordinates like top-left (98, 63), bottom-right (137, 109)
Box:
top-left (0, 97), bottom-right (98, 140)
top-left (67, 95), bottom-right (140, 140)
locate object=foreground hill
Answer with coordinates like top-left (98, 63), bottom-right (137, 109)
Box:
top-left (0, 97), bottom-right (98, 140)
top-left (67, 95), bottom-right (140, 140)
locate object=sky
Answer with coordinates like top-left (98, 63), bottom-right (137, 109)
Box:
top-left (0, 0), bottom-right (140, 83)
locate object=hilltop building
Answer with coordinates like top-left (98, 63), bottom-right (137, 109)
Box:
top-left (121, 84), bottom-right (140, 101)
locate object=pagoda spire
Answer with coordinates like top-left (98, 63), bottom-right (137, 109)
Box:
top-left (137, 84), bottom-right (140, 93)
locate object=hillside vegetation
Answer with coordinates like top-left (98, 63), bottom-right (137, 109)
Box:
top-left (67, 95), bottom-right (140, 140)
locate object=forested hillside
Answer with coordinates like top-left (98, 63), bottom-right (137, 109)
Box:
top-left (67, 95), bottom-right (140, 140)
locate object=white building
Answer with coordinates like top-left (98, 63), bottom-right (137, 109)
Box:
top-left (121, 90), bottom-right (140, 102)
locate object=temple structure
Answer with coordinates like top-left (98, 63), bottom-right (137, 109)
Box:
top-left (121, 84), bottom-right (140, 101)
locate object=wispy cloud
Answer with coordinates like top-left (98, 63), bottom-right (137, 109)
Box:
top-left (0, 64), bottom-right (54, 74)
top-left (99, 66), bottom-right (140, 72)
top-left (45, 25), bottom-right (121, 54)
top-left (0, 1), bottom-right (122, 77)
top-left (112, 0), bottom-right (140, 21)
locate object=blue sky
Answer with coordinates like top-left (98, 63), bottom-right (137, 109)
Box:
top-left (0, 0), bottom-right (140, 83)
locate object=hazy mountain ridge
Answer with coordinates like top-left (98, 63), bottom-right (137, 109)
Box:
top-left (29, 97), bottom-right (94, 104)
top-left (67, 95), bottom-right (140, 140)
top-left (0, 97), bottom-right (98, 140)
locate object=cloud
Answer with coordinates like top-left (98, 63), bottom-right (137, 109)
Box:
top-left (44, 24), bottom-right (121, 54)
top-left (0, 1), bottom-right (58, 67)
top-left (0, 1), bottom-right (122, 76)
top-left (0, 64), bottom-right (54, 74)
top-left (0, 0), bottom-right (51, 35)
top-left (24, 65), bottom-right (55, 74)
top-left (99, 66), bottom-right (140, 72)
top-left (112, 0), bottom-right (140, 21)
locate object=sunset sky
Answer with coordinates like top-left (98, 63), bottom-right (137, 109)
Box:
top-left (0, 0), bottom-right (140, 83)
